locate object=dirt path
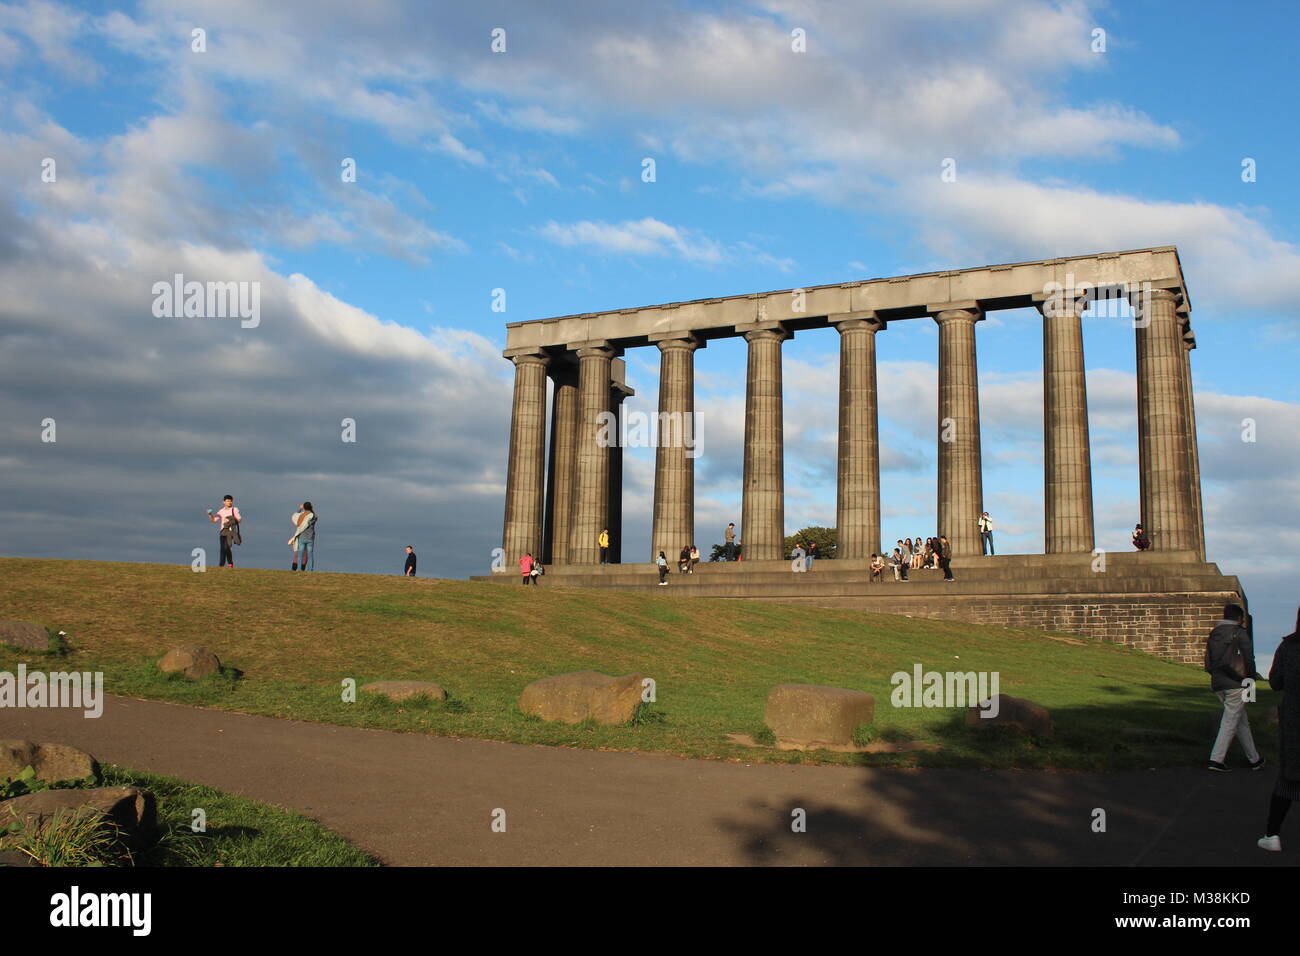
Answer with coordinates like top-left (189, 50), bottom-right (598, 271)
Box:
top-left (2, 695), bottom-right (1286, 866)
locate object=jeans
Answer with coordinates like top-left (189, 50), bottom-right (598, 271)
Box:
top-left (981, 531), bottom-right (994, 555)
top-left (940, 557), bottom-right (953, 580)
top-left (805, 555), bottom-right (814, 570)
top-left (1210, 688), bottom-right (1260, 763)
top-left (725, 542), bottom-right (735, 561)
top-left (296, 539), bottom-right (314, 570)
top-left (219, 536), bottom-right (234, 567)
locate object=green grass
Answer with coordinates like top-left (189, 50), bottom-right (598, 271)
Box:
top-left (0, 556), bottom-right (1274, 771)
top-left (1, 765), bottom-right (376, 866)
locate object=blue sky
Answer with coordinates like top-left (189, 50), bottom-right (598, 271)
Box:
top-left (1, 0), bottom-right (1297, 659)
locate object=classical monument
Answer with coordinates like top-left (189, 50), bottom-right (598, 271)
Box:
top-left (488, 247), bottom-right (1244, 663)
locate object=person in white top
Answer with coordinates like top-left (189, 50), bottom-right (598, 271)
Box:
top-left (978, 512), bottom-right (995, 556)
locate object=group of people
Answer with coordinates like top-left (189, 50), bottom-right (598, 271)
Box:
top-left (789, 541), bottom-right (819, 571)
top-left (1204, 603), bottom-right (1300, 852)
top-left (870, 535), bottom-right (955, 582)
top-left (206, 494), bottom-right (420, 576)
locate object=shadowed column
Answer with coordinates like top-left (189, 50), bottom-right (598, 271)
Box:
top-left (934, 308), bottom-right (984, 557)
top-left (1133, 288), bottom-right (1196, 552)
top-left (834, 315), bottom-right (885, 559)
top-left (651, 334), bottom-right (702, 561)
top-left (502, 351), bottom-right (550, 567)
top-left (608, 366), bottom-right (633, 564)
top-left (741, 327), bottom-right (788, 561)
top-left (1180, 323), bottom-right (1206, 559)
top-left (543, 360), bottom-right (578, 565)
top-left (1039, 297), bottom-right (1095, 553)
top-left (569, 345), bottom-right (617, 564)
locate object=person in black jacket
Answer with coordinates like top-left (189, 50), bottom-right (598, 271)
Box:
top-left (1260, 608), bottom-right (1300, 851)
top-left (1206, 604), bottom-right (1265, 772)
top-left (403, 546), bottom-right (417, 577)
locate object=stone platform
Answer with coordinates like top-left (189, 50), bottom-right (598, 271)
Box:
top-left (471, 551), bottom-right (1244, 665)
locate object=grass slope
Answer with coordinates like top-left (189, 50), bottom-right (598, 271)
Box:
top-left (0, 557), bottom-right (1272, 770)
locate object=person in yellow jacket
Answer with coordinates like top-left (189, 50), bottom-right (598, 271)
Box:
top-left (599, 529), bottom-right (610, 564)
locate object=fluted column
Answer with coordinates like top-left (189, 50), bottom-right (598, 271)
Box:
top-left (569, 345), bottom-right (616, 564)
top-left (1040, 298), bottom-right (1095, 553)
top-left (835, 315), bottom-right (885, 559)
top-left (1133, 288), bottom-right (1196, 552)
top-left (544, 361), bottom-right (579, 565)
top-left (651, 335), bottom-right (701, 561)
top-left (608, 377), bottom-right (633, 564)
top-left (741, 327), bottom-right (788, 561)
top-left (1180, 323), bottom-right (1206, 559)
top-left (934, 308), bottom-right (984, 557)
top-left (502, 351), bottom-right (550, 566)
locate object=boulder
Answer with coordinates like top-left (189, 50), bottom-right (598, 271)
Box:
top-left (0, 621), bottom-right (49, 652)
top-left (0, 787), bottom-right (157, 850)
top-left (518, 671), bottom-right (645, 725)
top-left (158, 646), bottom-right (221, 680)
top-left (965, 693), bottom-right (1053, 736)
top-left (0, 740), bottom-right (100, 784)
top-left (361, 680), bottom-right (447, 702)
top-left (763, 684), bottom-right (875, 750)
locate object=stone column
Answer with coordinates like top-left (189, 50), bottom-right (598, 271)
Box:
top-left (1133, 288), bottom-right (1196, 552)
top-left (1039, 297), bottom-right (1095, 553)
top-left (651, 334), bottom-right (701, 561)
top-left (834, 315), bottom-right (885, 559)
top-left (543, 360), bottom-right (579, 565)
top-left (608, 374), bottom-right (633, 564)
top-left (934, 307), bottom-right (984, 557)
top-left (569, 345), bottom-right (617, 564)
top-left (741, 327), bottom-right (788, 561)
top-left (1180, 324), bottom-right (1206, 559)
top-left (501, 351), bottom-right (550, 567)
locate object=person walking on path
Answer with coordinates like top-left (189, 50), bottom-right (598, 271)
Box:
top-left (519, 552), bottom-right (535, 585)
top-left (599, 529), bottom-right (610, 565)
top-left (403, 546), bottom-right (417, 577)
top-left (207, 495), bottom-right (241, 569)
top-left (724, 523), bottom-right (736, 561)
top-left (978, 512), bottom-right (995, 555)
top-left (656, 551), bottom-right (669, 585)
top-left (1206, 603), bottom-right (1265, 772)
top-left (939, 535), bottom-right (954, 581)
top-left (1260, 608), bottom-right (1300, 851)
top-left (289, 502), bottom-right (316, 571)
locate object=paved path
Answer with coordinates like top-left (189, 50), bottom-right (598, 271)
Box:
top-left (3, 695), bottom-right (1287, 866)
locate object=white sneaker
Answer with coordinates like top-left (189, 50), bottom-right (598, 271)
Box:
top-left (1258, 835), bottom-right (1282, 852)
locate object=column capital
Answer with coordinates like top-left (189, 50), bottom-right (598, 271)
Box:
top-left (649, 332), bottom-right (704, 353)
top-left (574, 345), bottom-right (619, 361)
top-left (833, 312), bottom-right (886, 334)
top-left (931, 306), bottom-right (984, 325)
top-left (742, 326), bottom-right (789, 344)
top-left (1127, 286), bottom-right (1182, 308)
top-left (1032, 293), bottom-right (1088, 319)
top-left (508, 350), bottom-right (550, 368)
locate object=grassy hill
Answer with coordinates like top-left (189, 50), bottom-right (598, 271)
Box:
top-left (0, 557), bottom-right (1271, 770)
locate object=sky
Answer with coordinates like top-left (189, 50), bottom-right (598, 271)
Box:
top-left (0, 0), bottom-right (1297, 660)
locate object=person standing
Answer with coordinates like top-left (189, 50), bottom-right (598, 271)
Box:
top-left (207, 495), bottom-right (241, 569)
top-left (403, 546), bottom-right (417, 577)
top-left (1132, 523), bottom-right (1151, 551)
top-left (939, 535), bottom-right (954, 581)
top-left (656, 551), bottom-right (669, 585)
top-left (519, 552), bottom-right (534, 585)
top-left (978, 512), bottom-right (995, 556)
top-left (289, 502), bottom-right (316, 571)
top-left (1260, 608), bottom-right (1300, 851)
top-left (724, 523), bottom-right (736, 561)
top-left (1206, 603), bottom-right (1265, 772)
top-left (598, 528), bottom-right (610, 565)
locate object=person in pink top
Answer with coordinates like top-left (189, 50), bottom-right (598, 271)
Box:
top-left (519, 552), bottom-right (534, 586)
top-left (206, 494), bottom-right (242, 568)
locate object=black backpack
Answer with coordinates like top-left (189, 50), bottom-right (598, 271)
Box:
top-left (1205, 626), bottom-right (1248, 679)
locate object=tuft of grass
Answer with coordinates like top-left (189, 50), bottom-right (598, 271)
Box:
top-left (3, 808), bottom-right (130, 867)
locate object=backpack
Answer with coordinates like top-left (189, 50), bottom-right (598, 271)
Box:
top-left (1205, 626), bottom-right (1248, 679)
